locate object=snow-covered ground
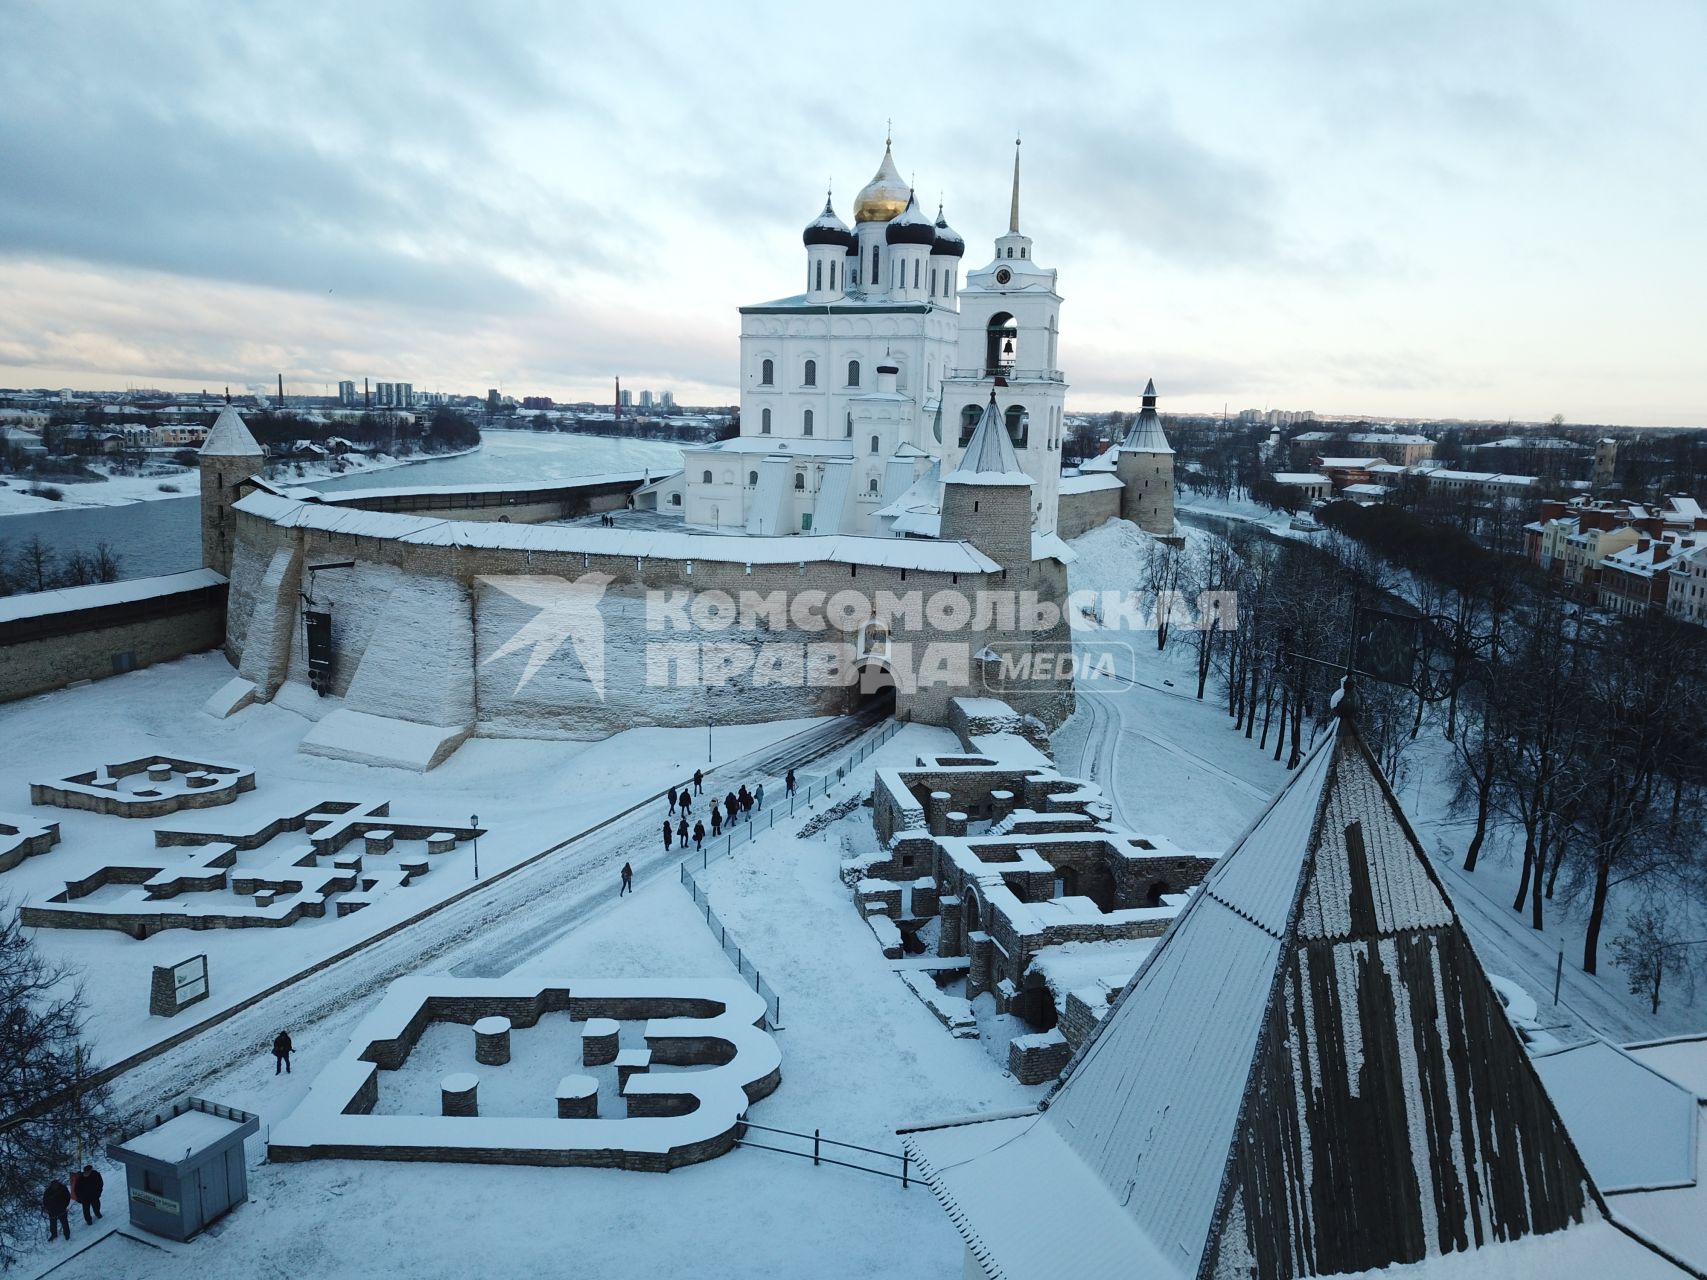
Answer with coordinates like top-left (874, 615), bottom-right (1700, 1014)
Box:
top-left (0, 445), bottom-right (477, 517)
top-left (0, 654), bottom-right (831, 1067)
top-left (6, 509), bottom-right (1703, 1280)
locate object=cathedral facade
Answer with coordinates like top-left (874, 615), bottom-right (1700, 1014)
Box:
top-left (680, 138), bottom-right (1067, 538)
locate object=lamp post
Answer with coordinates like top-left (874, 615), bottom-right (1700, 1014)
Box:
top-left (471, 815), bottom-right (479, 881)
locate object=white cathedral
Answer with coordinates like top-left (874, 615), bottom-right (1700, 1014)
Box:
top-left (679, 137), bottom-right (1072, 538)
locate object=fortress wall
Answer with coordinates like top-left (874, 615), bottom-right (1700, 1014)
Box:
top-left (228, 507), bottom-right (1075, 733)
top-left (1056, 486), bottom-right (1122, 540)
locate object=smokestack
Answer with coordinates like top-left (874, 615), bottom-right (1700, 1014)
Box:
top-left (278, 372), bottom-right (284, 405)
top-left (364, 377), bottom-right (370, 410)
top-left (615, 376), bottom-right (621, 418)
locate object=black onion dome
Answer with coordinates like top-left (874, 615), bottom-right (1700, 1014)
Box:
top-left (932, 204), bottom-right (965, 258)
top-left (885, 192), bottom-right (936, 246)
top-left (803, 197), bottom-right (856, 249)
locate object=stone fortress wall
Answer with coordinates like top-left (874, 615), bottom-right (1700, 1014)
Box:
top-left (223, 477), bottom-right (1077, 745)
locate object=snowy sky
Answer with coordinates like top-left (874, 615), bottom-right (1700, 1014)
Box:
top-left (2, 1), bottom-right (1703, 425)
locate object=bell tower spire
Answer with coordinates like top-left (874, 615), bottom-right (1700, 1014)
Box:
top-left (1009, 135), bottom-right (1021, 234)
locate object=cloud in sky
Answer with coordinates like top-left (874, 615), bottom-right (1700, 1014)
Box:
top-left (1, 0), bottom-right (1703, 425)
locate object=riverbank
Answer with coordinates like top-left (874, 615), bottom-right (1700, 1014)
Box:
top-left (0, 441), bottom-right (484, 519)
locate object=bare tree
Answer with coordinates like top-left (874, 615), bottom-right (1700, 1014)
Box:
top-left (0, 908), bottom-right (109, 1263)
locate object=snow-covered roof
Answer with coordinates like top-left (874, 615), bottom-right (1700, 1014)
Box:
top-left (946, 397), bottom-right (1030, 487)
top-left (904, 709), bottom-right (1628, 1279)
top-left (0, 568), bottom-right (227, 625)
top-left (1532, 1039), bottom-right (1699, 1193)
top-left (315, 471), bottom-right (658, 505)
top-left (697, 436), bottom-right (864, 457)
top-left (1314, 455), bottom-right (1384, 469)
top-left (199, 404), bottom-right (263, 457)
top-left (235, 491), bottom-right (1001, 574)
top-left (1119, 403), bottom-right (1172, 455)
top-left (1271, 472), bottom-right (1328, 485)
top-left (1057, 471), bottom-right (1122, 495)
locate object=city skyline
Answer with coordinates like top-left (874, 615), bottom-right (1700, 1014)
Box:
top-left (2, 2), bottom-right (1704, 426)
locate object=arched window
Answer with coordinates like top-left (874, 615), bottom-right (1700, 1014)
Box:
top-left (814, 260), bottom-right (823, 292)
top-left (701, 470), bottom-right (713, 484)
top-left (959, 404), bottom-right (982, 447)
top-left (830, 261), bottom-right (837, 290)
top-left (794, 473), bottom-right (806, 491)
top-left (986, 313), bottom-right (1017, 375)
top-left (760, 358), bottom-right (774, 385)
top-left (803, 359), bottom-right (816, 387)
top-left (803, 409), bottom-right (814, 436)
top-left (1005, 405), bottom-right (1028, 448)
top-left (870, 435), bottom-right (880, 454)
top-left (847, 359), bottom-right (860, 387)
top-left (748, 470), bottom-right (758, 486)
top-left (670, 493), bottom-right (681, 506)
top-left (913, 259), bottom-right (921, 290)
top-left (845, 412), bottom-right (853, 438)
top-left (868, 476), bottom-right (880, 494)
top-left (931, 268), bottom-right (938, 297)
top-left (870, 245), bottom-right (878, 284)
top-left (761, 408), bottom-right (771, 434)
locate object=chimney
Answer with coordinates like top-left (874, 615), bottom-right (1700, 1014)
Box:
top-left (278, 372), bottom-right (284, 404)
top-left (876, 364), bottom-right (898, 395)
top-left (364, 377), bottom-right (370, 409)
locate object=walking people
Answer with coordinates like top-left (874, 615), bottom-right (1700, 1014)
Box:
top-left (755, 782), bottom-right (765, 811)
top-left (725, 791), bottom-right (738, 825)
top-left (667, 787), bottom-right (677, 815)
top-left (43, 1178), bottom-right (71, 1242)
top-left (740, 789), bottom-right (753, 822)
top-left (619, 862), bottom-right (633, 895)
top-left (677, 815), bottom-right (689, 846)
top-left (663, 819), bottom-right (673, 850)
top-left (693, 821), bottom-right (705, 851)
top-left (710, 807), bottom-right (722, 837)
top-left (273, 1030), bottom-right (293, 1074)
top-left (785, 768), bottom-right (796, 797)
top-left (73, 1166), bottom-right (102, 1223)
top-left (693, 768), bottom-right (703, 794)
top-left (680, 790), bottom-right (692, 816)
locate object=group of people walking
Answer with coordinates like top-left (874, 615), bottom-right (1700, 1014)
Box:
top-left (42, 1165), bottom-right (102, 1242)
top-left (661, 766), bottom-right (795, 853)
top-left (621, 766), bottom-right (802, 897)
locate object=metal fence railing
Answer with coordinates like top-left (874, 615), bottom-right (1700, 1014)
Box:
top-left (678, 715), bottom-right (906, 1030)
top-left (735, 1120), bottom-right (912, 1186)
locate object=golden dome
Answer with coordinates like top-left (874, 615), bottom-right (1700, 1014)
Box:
top-left (854, 142), bottom-right (910, 223)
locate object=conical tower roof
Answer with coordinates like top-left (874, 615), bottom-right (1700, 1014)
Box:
top-left (945, 393), bottom-right (1029, 487)
top-left (200, 404), bottom-right (264, 458)
top-left (1120, 379), bottom-right (1172, 455)
top-left (900, 703), bottom-right (1657, 1280)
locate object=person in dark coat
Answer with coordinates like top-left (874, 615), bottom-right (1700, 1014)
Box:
top-left (725, 792), bottom-right (738, 823)
top-left (273, 1030), bottom-right (293, 1074)
top-left (73, 1165), bottom-right (102, 1223)
top-left (680, 790), bottom-right (691, 815)
top-left (667, 787), bottom-right (677, 815)
top-left (740, 789), bottom-right (753, 821)
top-left (663, 819), bottom-right (673, 850)
top-left (693, 769), bottom-right (703, 795)
top-left (43, 1178), bottom-right (71, 1241)
top-left (710, 807), bottom-right (722, 837)
top-left (619, 862), bottom-right (633, 896)
top-left (676, 815), bottom-right (689, 845)
top-left (693, 821), bottom-right (705, 851)
top-left (785, 768), bottom-right (796, 796)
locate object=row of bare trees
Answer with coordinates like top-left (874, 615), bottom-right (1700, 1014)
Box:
top-left (1145, 515), bottom-right (1707, 984)
top-left (0, 536), bottom-right (123, 598)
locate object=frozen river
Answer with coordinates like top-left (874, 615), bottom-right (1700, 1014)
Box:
top-left (0, 431), bottom-right (686, 582)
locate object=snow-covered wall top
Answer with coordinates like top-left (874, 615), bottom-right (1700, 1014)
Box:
top-left (0, 568), bottom-right (226, 626)
top-left (235, 491), bottom-right (1003, 573)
